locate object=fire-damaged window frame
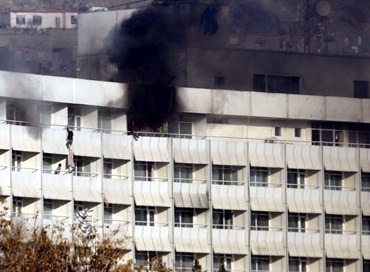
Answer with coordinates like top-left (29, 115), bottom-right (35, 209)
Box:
top-left (253, 74), bottom-right (300, 94)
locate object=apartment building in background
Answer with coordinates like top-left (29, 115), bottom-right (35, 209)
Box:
top-left (0, 66), bottom-right (369, 271)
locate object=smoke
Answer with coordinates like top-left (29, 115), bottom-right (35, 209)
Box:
top-left (108, 4), bottom-right (187, 131)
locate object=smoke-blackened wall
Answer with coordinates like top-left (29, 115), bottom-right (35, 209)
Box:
top-left (107, 5), bottom-right (188, 131)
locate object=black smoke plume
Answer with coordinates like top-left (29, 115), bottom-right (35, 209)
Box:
top-left (108, 4), bottom-right (187, 131)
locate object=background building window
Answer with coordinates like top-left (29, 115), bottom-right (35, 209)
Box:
top-left (250, 167), bottom-right (268, 187)
top-left (174, 163), bottom-right (193, 183)
top-left (212, 165), bottom-right (238, 185)
top-left (32, 15), bottom-right (42, 25)
top-left (12, 150), bottom-right (22, 171)
top-left (135, 206), bottom-right (154, 226)
top-left (251, 211), bottom-right (269, 231)
top-left (103, 159), bottom-right (113, 178)
top-left (16, 15), bottom-right (26, 25)
top-left (294, 128), bottom-right (301, 137)
top-left (43, 153), bottom-right (52, 174)
top-left (174, 208), bottom-right (193, 228)
top-left (104, 204), bottom-right (113, 224)
top-left (212, 209), bottom-right (233, 229)
top-left (325, 214), bottom-right (343, 234)
top-left (68, 107), bottom-right (81, 131)
top-left (274, 126), bottom-right (281, 136)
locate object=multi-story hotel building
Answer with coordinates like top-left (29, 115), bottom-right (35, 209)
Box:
top-left (0, 66), bottom-right (369, 271)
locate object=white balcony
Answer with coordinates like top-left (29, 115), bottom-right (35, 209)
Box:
top-left (361, 192), bottom-right (370, 215)
top-left (211, 184), bottom-right (247, 210)
top-left (249, 142), bottom-right (285, 169)
top-left (324, 189), bottom-right (358, 215)
top-left (103, 177), bottom-right (130, 205)
top-left (12, 168), bottom-right (40, 197)
top-left (250, 229), bottom-right (284, 256)
top-left (134, 225), bottom-right (171, 252)
top-left (285, 144), bottom-right (321, 170)
top-left (325, 233), bottom-right (359, 259)
top-left (102, 133), bottom-right (131, 160)
top-left (42, 127), bottom-right (68, 155)
top-left (174, 225), bottom-right (209, 253)
top-left (250, 186), bottom-right (284, 212)
top-left (212, 228), bottom-right (248, 254)
top-left (134, 180), bottom-right (170, 207)
top-left (172, 138), bottom-right (208, 164)
top-left (287, 187), bottom-right (321, 213)
top-left (103, 220), bottom-right (132, 241)
top-left (0, 166), bottom-right (10, 195)
top-left (11, 125), bottom-right (40, 152)
top-left (73, 130), bottom-right (101, 157)
top-left (287, 231), bottom-right (322, 257)
top-left (173, 182), bottom-right (208, 208)
top-left (362, 235), bottom-right (370, 259)
top-left (133, 137), bottom-right (170, 162)
top-left (323, 146), bottom-right (358, 172)
top-left (43, 172), bottom-right (71, 200)
top-left (210, 140), bottom-right (247, 166)
top-left (0, 123), bottom-right (10, 149)
top-left (73, 174), bottom-right (101, 202)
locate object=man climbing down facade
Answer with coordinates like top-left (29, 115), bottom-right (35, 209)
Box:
top-left (66, 126), bottom-right (75, 173)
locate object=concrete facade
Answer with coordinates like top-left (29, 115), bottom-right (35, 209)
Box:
top-left (0, 70), bottom-right (369, 271)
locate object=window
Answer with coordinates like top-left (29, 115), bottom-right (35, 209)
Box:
top-left (135, 251), bottom-right (158, 268)
top-left (13, 197), bottom-right (22, 215)
top-left (253, 74), bottom-right (266, 92)
top-left (43, 199), bottom-right (53, 220)
top-left (174, 163), bottom-right (193, 183)
top-left (324, 171), bottom-right (342, 190)
top-left (213, 254), bottom-right (231, 272)
top-left (175, 253), bottom-right (193, 271)
top-left (168, 121), bottom-right (192, 138)
top-left (12, 150), bottom-right (22, 171)
top-left (104, 204), bottom-right (113, 224)
top-left (274, 126), bottom-right (281, 136)
top-left (362, 172), bottom-right (370, 192)
top-left (7, 104), bottom-right (26, 125)
top-left (39, 104), bottom-right (52, 127)
top-left (33, 15), bottom-right (42, 25)
top-left (134, 161), bottom-right (153, 181)
top-left (289, 257), bottom-right (307, 272)
top-left (294, 128), bottom-right (301, 138)
top-left (287, 169), bottom-right (305, 189)
top-left (326, 259), bottom-right (343, 272)
top-left (213, 209), bottom-right (233, 229)
top-left (268, 75), bottom-right (300, 94)
top-left (103, 159), bottom-right (113, 178)
top-left (71, 15), bottom-right (78, 25)
top-left (250, 167), bottom-right (268, 187)
top-left (288, 213), bottom-right (306, 233)
top-left (74, 156), bottom-right (92, 177)
top-left (212, 165), bottom-right (238, 185)
top-left (43, 153), bottom-right (52, 174)
top-left (98, 109), bottom-right (112, 132)
top-left (311, 122), bottom-right (343, 146)
top-left (16, 15), bottom-right (26, 25)
top-left (135, 206), bottom-right (154, 226)
top-left (325, 215), bottom-right (343, 234)
top-left (174, 208), bottom-right (193, 228)
top-left (68, 108), bottom-right (81, 131)
top-left (251, 255), bottom-right (269, 271)
top-left (364, 260), bottom-right (370, 272)
top-left (251, 212), bottom-right (269, 231)
top-left (363, 216), bottom-right (370, 235)
top-left (354, 80), bottom-right (369, 98)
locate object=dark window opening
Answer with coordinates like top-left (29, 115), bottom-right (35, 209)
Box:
top-left (253, 74), bottom-right (266, 92)
top-left (295, 128), bottom-right (301, 137)
top-left (354, 80), bottom-right (369, 98)
top-left (214, 75), bottom-right (225, 88)
top-left (267, 75), bottom-right (300, 94)
top-left (275, 126), bottom-right (281, 136)
top-left (33, 15), bottom-right (42, 26)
